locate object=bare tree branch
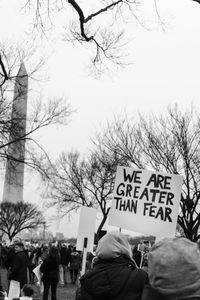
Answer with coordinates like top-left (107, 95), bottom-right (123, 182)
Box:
top-left (0, 45), bottom-right (73, 176)
top-left (0, 54), bottom-right (9, 87)
top-left (95, 105), bottom-right (200, 241)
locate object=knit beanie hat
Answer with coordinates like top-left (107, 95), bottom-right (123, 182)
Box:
top-left (96, 231), bottom-right (133, 260)
top-left (148, 237), bottom-right (200, 299)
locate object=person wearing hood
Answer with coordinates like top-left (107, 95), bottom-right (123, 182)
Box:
top-left (78, 231), bottom-right (148, 300)
top-left (141, 237), bottom-right (200, 300)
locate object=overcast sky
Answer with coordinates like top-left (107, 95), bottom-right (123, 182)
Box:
top-left (1, 0), bottom-right (200, 238)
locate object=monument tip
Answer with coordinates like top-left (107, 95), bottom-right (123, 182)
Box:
top-left (17, 62), bottom-right (28, 77)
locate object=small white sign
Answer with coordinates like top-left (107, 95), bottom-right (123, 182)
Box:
top-left (109, 166), bottom-right (183, 238)
top-left (33, 264), bottom-right (42, 283)
top-left (76, 206), bottom-right (97, 253)
top-left (33, 264), bottom-right (44, 293)
top-left (8, 280), bottom-right (20, 300)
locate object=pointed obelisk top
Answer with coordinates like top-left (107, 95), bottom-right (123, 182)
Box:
top-left (17, 62), bottom-right (28, 77)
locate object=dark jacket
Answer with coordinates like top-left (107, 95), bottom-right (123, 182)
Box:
top-left (4, 246), bottom-right (15, 270)
top-left (40, 256), bottom-right (60, 283)
top-left (8, 250), bottom-right (29, 288)
top-left (69, 251), bottom-right (81, 271)
top-left (79, 256), bottom-right (148, 300)
top-left (60, 246), bottom-right (71, 265)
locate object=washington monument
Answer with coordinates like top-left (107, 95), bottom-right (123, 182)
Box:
top-left (2, 62), bottom-right (28, 203)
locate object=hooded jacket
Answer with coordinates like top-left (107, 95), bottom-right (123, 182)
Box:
top-left (141, 237), bottom-right (200, 300)
top-left (79, 231), bottom-right (148, 300)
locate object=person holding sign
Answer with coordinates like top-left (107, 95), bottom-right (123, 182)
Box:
top-left (141, 237), bottom-right (200, 300)
top-left (40, 246), bottom-right (60, 300)
top-left (8, 242), bottom-right (29, 290)
top-left (77, 231), bottom-right (148, 300)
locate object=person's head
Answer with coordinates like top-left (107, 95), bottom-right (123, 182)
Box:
top-left (148, 237), bottom-right (200, 299)
top-left (49, 246), bottom-right (59, 260)
top-left (68, 245), bottom-right (74, 252)
top-left (96, 231), bottom-right (133, 261)
top-left (12, 237), bottom-right (22, 248)
top-left (72, 247), bottom-right (77, 252)
top-left (21, 284), bottom-right (34, 297)
top-left (14, 242), bottom-right (24, 253)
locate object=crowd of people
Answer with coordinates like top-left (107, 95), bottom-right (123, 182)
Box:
top-left (0, 239), bottom-right (82, 300)
top-left (1, 232), bottom-right (200, 300)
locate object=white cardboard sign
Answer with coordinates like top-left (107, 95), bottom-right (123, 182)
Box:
top-left (33, 264), bottom-right (42, 283)
top-left (8, 280), bottom-right (20, 300)
top-left (109, 166), bottom-right (183, 238)
top-left (76, 206), bottom-right (97, 253)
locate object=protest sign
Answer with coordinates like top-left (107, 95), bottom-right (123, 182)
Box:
top-left (33, 264), bottom-right (44, 293)
top-left (8, 280), bottom-right (20, 300)
top-left (109, 166), bottom-right (183, 238)
top-left (76, 206), bottom-right (97, 253)
top-left (33, 264), bottom-right (42, 282)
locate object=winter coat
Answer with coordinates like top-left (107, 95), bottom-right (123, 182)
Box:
top-left (8, 250), bottom-right (29, 288)
top-left (79, 256), bottom-right (148, 300)
top-left (4, 246), bottom-right (15, 270)
top-left (69, 252), bottom-right (81, 271)
top-left (40, 255), bottom-right (59, 283)
top-left (59, 246), bottom-right (71, 265)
